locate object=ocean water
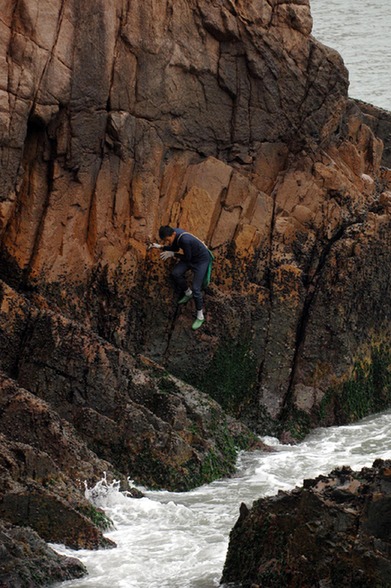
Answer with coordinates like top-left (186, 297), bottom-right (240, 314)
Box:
top-left (53, 2), bottom-right (391, 586)
top-left (54, 409), bottom-right (391, 588)
top-left (311, 0), bottom-right (391, 111)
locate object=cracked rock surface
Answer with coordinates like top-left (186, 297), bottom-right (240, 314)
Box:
top-left (0, 520), bottom-right (87, 588)
top-left (222, 459), bottom-right (391, 587)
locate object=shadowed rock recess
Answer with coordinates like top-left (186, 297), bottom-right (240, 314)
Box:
top-left (1, 0), bottom-right (391, 579)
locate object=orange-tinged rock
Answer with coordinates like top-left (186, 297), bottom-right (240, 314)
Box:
top-left (252, 142), bottom-right (290, 195)
top-left (211, 206), bottom-right (241, 248)
top-left (338, 140), bottom-right (364, 177)
top-left (235, 0), bottom-right (273, 27)
top-left (185, 157), bottom-right (232, 202)
top-left (272, 264), bottom-right (303, 304)
top-left (225, 172), bottom-right (256, 209)
top-left (179, 185), bottom-right (218, 242)
top-left (159, 152), bottom-right (195, 228)
top-left (291, 204), bottom-right (314, 227)
top-left (174, 157), bottom-right (233, 242)
top-left (234, 224), bottom-right (258, 256)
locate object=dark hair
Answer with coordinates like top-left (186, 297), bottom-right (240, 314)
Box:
top-left (159, 225), bottom-right (175, 239)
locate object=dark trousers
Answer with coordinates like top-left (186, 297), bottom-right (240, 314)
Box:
top-left (171, 259), bottom-right (210, 311)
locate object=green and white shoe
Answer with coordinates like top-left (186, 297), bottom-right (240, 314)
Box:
top-left (178, 293), bottom-right (193, 304)
top-left (191, 317), bottom-right (205, 330)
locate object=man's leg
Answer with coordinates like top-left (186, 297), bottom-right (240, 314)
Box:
top-left (192, 259), bottom-right (210, 311)
top-left (171, 261), bottom-right (190, 296)
top-left (191, 260), bottom-right (210, 330)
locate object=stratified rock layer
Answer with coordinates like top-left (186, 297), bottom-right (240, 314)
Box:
top-left (222, 459), bottom-right (391, 587)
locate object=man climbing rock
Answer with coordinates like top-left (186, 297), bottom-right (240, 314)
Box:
top-left (148, 226), bottom-right (213, 331)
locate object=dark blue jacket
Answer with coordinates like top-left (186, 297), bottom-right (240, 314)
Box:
top-left (163, 229), bottom-right (211, 267)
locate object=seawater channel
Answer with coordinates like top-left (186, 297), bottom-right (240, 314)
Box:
top-left (54, 409), bottom-right (391, 588)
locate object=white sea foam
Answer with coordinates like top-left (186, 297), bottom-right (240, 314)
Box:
top-left (53, 409), bottom-right (391, 588)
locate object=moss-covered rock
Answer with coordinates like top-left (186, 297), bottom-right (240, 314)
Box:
top-left (187, 340), bottom-right (258, 419)
top-left (332, 344), bottom-right (391, 424)
top-left (281, 344), bottom-right (391, 442)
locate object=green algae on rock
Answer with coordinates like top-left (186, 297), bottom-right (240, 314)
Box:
top-left (281, 343), bottom-right (391, 442)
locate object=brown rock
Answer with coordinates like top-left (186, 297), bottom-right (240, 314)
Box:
top-left (0, 374), bottom-right (116, 549)
top-left (222, 460), bottom-right (391, 587)
top-left (0, 281), bottom-right (264, 492)
top-left (356, 99), bottom-right (391, 167)
top-left (0, 521), bottom-right (86, 588)
top-left (0, 0), bottom-right (390, 452)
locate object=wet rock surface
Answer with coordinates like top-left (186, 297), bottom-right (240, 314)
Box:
top-left (0, 521), bottom-right (87, 588)
top-left (222, 459), bottom-right (391, 588)
top-left (0, 372), bottom-right (117, 550)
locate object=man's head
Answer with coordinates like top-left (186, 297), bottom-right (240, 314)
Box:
top-left (159, 225), bottom-right (176, 245)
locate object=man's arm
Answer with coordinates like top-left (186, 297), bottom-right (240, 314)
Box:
top-left (162, 235), bottom-right (192, 260)
top-left (162, 243), bottom-right (179, 252)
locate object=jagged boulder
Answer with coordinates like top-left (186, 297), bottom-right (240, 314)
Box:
top-left (0, 521), bottom-right (87, 587)
top-left (222, 459), bottom-right (391, 588)
top-left (0, 281), bottom-right (266, 493)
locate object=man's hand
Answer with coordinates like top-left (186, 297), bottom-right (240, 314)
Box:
top-left (160, 251), bottom-right (175, 261)
top-left (147, 242), bottom-right (162, 250)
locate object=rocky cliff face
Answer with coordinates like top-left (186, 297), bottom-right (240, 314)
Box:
top-left (2, 0), bottom-right (390, 440)
top-left (356, 99), bottom-right (391, 168)
top-left (1, 0), bottom-right (391, 562)
top-left (222, 459), bottom-right (391, 587)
